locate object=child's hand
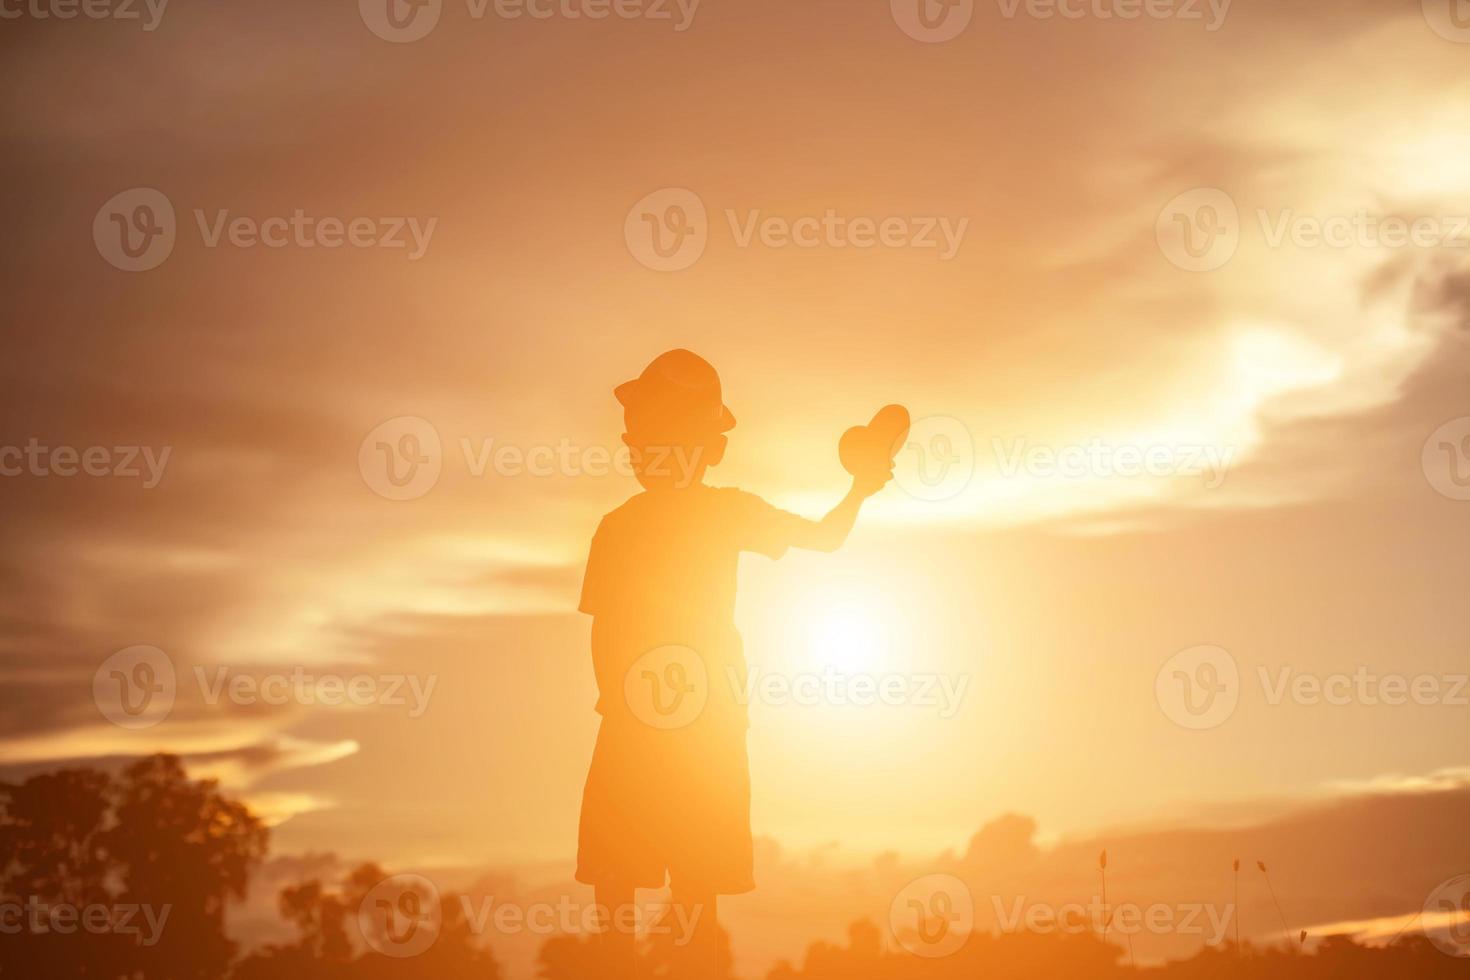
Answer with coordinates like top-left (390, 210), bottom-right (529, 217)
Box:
top-left (804, 460), bottom-right (891, 553)
top-left (852, 464), bottom-right (894, 499)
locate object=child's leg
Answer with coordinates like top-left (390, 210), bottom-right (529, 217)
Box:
top-left (670, 887), bottom-right (718, 980)
top-left (594, 883), bottom-right (637, 980)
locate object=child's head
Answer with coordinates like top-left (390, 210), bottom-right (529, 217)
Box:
top-left (614, 349), bottom-right (735, 490)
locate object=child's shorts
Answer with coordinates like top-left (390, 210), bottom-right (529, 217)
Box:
top-left (576, 714), bottom-right (755, 895)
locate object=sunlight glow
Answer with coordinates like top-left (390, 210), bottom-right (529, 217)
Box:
top-left (793, 590), bottom-right (899, 674)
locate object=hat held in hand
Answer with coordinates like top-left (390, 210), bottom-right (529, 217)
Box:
top-left (839, 405), bottom-right (911, 479)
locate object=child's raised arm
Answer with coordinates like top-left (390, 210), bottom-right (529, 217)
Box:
top-left (786, 405), bottom-right (908, 553)
top-left (788, 470), bottom-right (890, 553)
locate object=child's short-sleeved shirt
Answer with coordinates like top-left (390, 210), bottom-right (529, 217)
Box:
top-left (579, 485), bottom-right (811, 723)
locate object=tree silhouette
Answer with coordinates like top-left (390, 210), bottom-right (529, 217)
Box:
top-left (230, 861), bottom-right (502, 980)
top-left (0, 755), bottom-right (268, 980)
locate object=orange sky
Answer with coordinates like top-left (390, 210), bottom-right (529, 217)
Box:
top-left (2, 0), bottom-right (1470, 972)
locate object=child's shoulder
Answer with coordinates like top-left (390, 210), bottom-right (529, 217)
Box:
top-left (595, 485), bottom-right (759, 528)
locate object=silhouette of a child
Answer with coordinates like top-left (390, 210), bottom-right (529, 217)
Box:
top-left (577, 349), bottom-right (890, 979)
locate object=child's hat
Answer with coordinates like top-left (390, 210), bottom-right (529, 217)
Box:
top-left (615, 349), bottom-right (737, 433)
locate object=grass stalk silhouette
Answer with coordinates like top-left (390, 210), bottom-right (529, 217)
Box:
top-left (1100, 849), bottom-right (1135, 968)
top-left (1385, 909), bottom-right (1424, 948)
top-left (1257, 861), bottom-right (1301, 951)
top-left (1233, 858), bottom-right (1241, 956)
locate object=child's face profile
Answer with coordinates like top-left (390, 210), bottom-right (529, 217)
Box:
top-left (622, 412), bottom-right (724, 490)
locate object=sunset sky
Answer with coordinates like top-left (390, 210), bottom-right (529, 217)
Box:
top-left (2, 0), bottom-right (1469, 973)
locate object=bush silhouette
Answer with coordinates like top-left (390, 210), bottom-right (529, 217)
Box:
top-left (6, 756), bottom-right (1470, 979)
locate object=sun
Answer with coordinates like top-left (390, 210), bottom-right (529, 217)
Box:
top-left (796, 593), bottom-right (896, 674)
